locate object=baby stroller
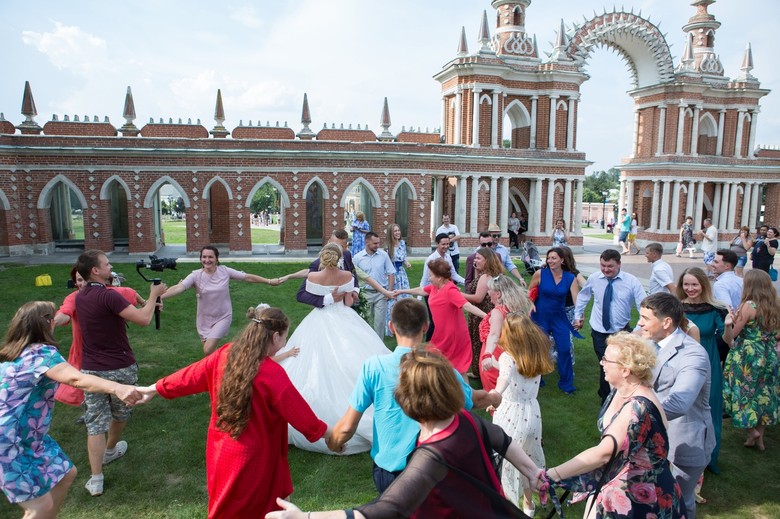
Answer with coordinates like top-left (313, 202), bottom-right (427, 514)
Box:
top-left (522, 241), bottom-right (544, 275)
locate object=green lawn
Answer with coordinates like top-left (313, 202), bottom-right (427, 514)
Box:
top-left (0, 261), bottom-right (777, 518)
top-left (161, 219), bottom-right (280, 244)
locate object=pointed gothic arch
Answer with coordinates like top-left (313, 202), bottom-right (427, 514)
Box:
top-left (391, 178), bottom-right (418, 200)
top-left (202, 176), bottom-right (234, 200)
top-left (0, 188), bottom-right (10, 210)
top-left (339, 177), bottom-right (382, 208)
top-left (99, 175), bottom-right (132, 247)
top-left (302, 176), bottom-right (330, 201)
top-left (508, 186), bottom-right (529, 214)
top-left (503, 99), bottom-right (531, 128)
top-left (99, 175), bottom-right (131, 201)
top-left (246, 177), bottom-right (291, 209)
top-left (37, 174), bottom-right (88, 209)
top-left (143, 176), bottom-right (190, 209)
top-left (565, 10), bottom-right (675, 88)
top-left (699, 112), bottom-right (718, 137)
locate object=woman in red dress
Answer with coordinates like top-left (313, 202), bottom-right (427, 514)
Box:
top-left (393, 258), bottom-right (486, 377)
top-left (137, 306), bottom-right (330, 519)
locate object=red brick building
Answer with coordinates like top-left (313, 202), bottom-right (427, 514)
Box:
top-left (0, 0), bottom-right (777, 257)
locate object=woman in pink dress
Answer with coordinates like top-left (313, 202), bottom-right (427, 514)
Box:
top-left (393, 258), bottom-right (486, 377)
top-left (478, 275), bottom-right (532, 391)
top-left (53, 265), bottom-right (142, 406)
top-left (136, 306), bottom-right (329, 519)
top-left (162, 245), bottom-right (283, 354)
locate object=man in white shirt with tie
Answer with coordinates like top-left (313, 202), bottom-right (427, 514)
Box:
top-left (574, 249), bottom-right (646, 402)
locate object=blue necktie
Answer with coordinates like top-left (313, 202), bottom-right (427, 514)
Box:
top-left (602, 278), bottom-right (614, 332)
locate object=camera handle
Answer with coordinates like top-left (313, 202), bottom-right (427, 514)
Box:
top-left (153, 278), bottom-right (162, 330)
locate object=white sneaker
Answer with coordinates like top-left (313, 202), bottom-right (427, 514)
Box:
top-left (523, 502), bottom-right (536, 518)
top-left (85, 476), bottom-right (104, 497)
top-left (103, 440), bottom-right (127, 465)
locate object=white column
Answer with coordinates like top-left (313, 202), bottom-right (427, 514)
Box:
top-left (631, 108), bottom-right (640, 158)
top-left (575, 179), bottom-right (584, 236)
top-left (716, 110), bottom-right (725, 156)
top-left (489, 177), bottom-right (498, 225)
top-left (750, 182), bottom-right (761, 229)
top-left (734, 109), bottom-right (746, 158)
top-left (618, 179), bottom-right (627, 212)
top-left (625, 179), bottom-right (635, 214)
top-left (530, 96), bottom-right (538, 149)
top-left (491, 91), bottom-right (500, 148)
top-left (433, 177), bottom-right (444, 235)
top-left (456, 175), bottom-right (468, 231)
top-left (454, 90), bottom-right (463, 145)
top-left (685, 181), bottom-right (696, 220)
top-left (741, 182), bottom-right (752, 228)
top-left (470, 175), bottom-right (480, 234)
top-left (499, 177), bottom-right (510, 235)
top-left (727, 182), bottom-right (739, 231)
top-left (690, 105), bottom-right (700, 156)
top-left (718, 182), bottom-right (730, 230)
top-left (676, 102), bottom-right (686, 155)
top-left (545, 178), bottom-right (555, 234)
top-left (548, 95), bottom-right (559, 150)
top-left (650, 180), bottom-right (661, 231)
top-left (670, 180), bottom-right (681, 234)
top-left (656, 105), bottom-right (666, 156)
top-left (441, 97), bottom-right (447, 140)
top-left (659, 181), bottom-right (671, 232)
top-left (747, 110), bottom-right (759, 158)
top-left (472, 89), bottom-right (482, 147)
top-left (695, 182), bottom-right (705, 230)
top-left (712, 183), bottom-right (722, 227)
top-left (534, 179), bottom-right (544, 235)
top-left (528, 180), bottom-right (539, 235)
top-left (566, 98), bottom-right (576, 151)
top-left (563, 179), bottom-right (573, 229)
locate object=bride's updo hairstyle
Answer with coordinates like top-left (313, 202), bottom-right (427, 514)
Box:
top-left (319, 242), bottom-right (342, 269)
top-left (216, 305), bottom-right (289, 438)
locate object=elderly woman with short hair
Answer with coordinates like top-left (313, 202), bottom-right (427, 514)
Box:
top-left (546, 332), bottom-right (686, 518)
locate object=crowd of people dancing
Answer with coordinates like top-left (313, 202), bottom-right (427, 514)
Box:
top-left (1, 213), bottom-right (778, 519)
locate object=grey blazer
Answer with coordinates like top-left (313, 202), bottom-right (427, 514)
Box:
top-left (652, 329), bottom-right (716, 468)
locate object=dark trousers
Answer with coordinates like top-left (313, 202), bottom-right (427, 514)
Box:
top-left (372, 462), bottom-right (401, 494)
top-left (451, 254), bottom-right (460, 272)
top-left (425, 296), bottom-right (435, 342)
top-left (508, 230), bottom-right (519, 249)
top-left (592, 326), bottom-right (631, 403)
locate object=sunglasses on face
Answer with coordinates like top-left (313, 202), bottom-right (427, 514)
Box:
top-left (491, 234), bottom-right (501, 238)
top-left (479, 242), bottom-right (493, 247)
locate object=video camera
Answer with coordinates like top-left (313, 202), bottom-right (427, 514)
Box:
top-left (135, 255), bottom-right (178, 329)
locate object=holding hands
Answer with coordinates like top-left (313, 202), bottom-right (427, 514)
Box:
top-left (114, 384), bottom-right (144, 406)
top-left (132, 384), bottom-right (159, 406)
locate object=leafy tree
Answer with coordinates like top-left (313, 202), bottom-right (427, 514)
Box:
top-left (250, 184), bottom-right (279, 214)
top-left (583, 168), bottom-right (620, 203)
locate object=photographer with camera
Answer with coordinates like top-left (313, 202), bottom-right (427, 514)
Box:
top-left (74, 249), bottom-right (166, 497)
top-left (161, 245), bottom-right (283, 355)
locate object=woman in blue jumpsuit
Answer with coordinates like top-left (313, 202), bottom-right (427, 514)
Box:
top-left (528, 247), bottom-right (581, 394)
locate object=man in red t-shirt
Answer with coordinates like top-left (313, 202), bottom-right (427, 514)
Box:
top-left (75, 250), bottom-right (166, 497)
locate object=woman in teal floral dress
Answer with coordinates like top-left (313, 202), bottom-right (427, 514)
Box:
top-left (0, 301), bottom-right (140, 516)
top-left (677, 267), bottom-right (734, 473)
top-left (546, 333), bottom-right (686, 518)
top-left (723, 269), bottom-right (780, 451)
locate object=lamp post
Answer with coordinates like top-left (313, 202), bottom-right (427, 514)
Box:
top-left (602, 191), bottom-right (608, 229)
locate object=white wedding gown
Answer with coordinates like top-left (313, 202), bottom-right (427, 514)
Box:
top-left (278, 279), bottom-right (392, 454)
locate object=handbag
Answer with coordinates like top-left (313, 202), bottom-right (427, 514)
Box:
top-left (770, 266), bottom-right (778, 282)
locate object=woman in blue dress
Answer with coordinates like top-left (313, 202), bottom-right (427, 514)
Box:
top-left (384, 223), bottom-right (411, 335)
top-left (350, 211), bottom-right (370, 256)
top-left (0, 301), bottom-right (140, 516)
top-left (528, 247), bottom-right (581, 394)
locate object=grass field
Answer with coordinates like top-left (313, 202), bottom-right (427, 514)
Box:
top-left (161, 219), bottom-right (280, 245)
top-left (0, 261), bottom-right (777, 518)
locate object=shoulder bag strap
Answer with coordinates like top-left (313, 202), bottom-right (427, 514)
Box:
top-left (585, 433), bottom-right (619, 519)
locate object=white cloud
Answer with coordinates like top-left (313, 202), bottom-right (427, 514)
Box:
top-left (228, 5), bottom-right (267, 30)
top-left (21, 21), bottom-right (111, 76)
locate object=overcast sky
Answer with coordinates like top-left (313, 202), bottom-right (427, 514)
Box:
top-left (1, 0), bottom-right (778, 174)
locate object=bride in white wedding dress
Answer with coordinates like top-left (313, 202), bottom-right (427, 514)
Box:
top-left (277, 243), bottom-right (392, 454)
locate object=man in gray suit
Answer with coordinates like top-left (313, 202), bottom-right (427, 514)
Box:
top-left (638, 293), bottom-right (715, 519)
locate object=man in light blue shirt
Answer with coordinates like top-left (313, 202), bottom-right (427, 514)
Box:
top-left (354, 232), bottom-right (396, 338)
top-left (574, 248), bottom-right (646, 402)
top-left (711, 249), bottom-right (743, 310)
top-left (327, 299), bottom-right (498, 493)
top-left (488, 223), bottom-right (527, 287)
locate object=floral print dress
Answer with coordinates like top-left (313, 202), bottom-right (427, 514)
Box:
top-left (0, 344), bottom-right (73, 504)
top-left (555, 395), bottom-right (686, 518)
top-left (722, 303), bottom-right (779, 428)
top-left (386, 240), bottom-right (410, 336)
top-left (351, 219), bottom-right (370, 256)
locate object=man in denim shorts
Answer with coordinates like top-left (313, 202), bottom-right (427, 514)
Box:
top-left (75, 250), bottom-right (166, 496)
